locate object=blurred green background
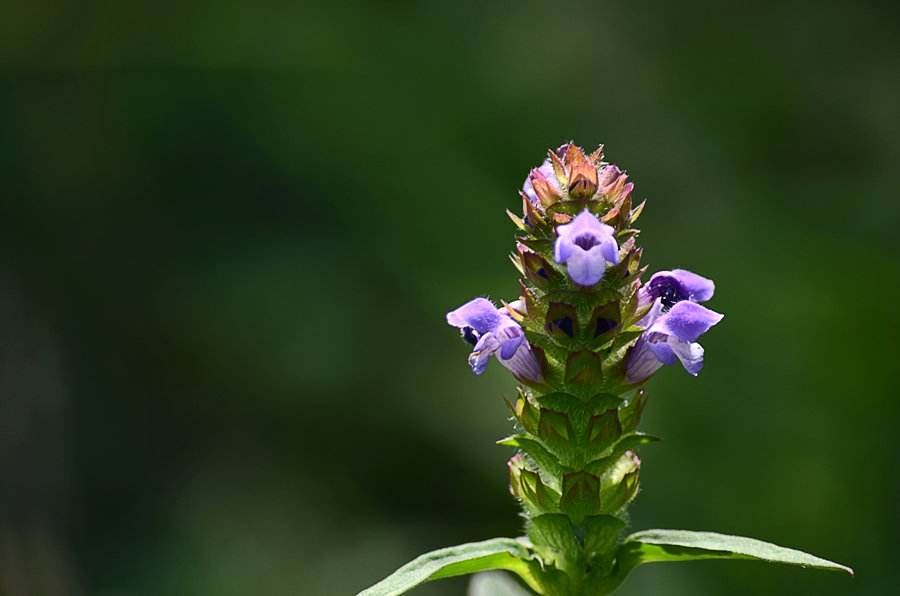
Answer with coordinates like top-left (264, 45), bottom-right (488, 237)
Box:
top-left (1, 2), bottom-right (898, 595)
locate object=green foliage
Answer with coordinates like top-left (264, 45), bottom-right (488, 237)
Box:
top-left (528, 514), bottom-right (582, 571)
top-left (617, 389), bottom-right (648, 432)
top-left (597, 452), bottom-right (640, 514)
top-left (498, 435), bottom-right (569, 491)
top-left (617, 529), bottom-right (853, 575)
top-left (565, 351), bottom-right (604, 388)
top-left (582, 530), bottom-right (853, 593)
top-left (509, 456), bottom-right (561, 515)
top-left (582, 515), bottom-right (625, 565)
top-left (356, 538), bottom-right (543, 596)
top-left (360, 528), bottom-right (853, 596)
top-left (559, 471), bottom-right (602, 524)
top-left (584, 433), bottom-right (659, 476)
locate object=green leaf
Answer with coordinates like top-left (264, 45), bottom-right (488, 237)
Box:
top-left (468, 572), bottom-right (535, 596)
top-left (585, 409), bottom-right (622, 455)
top-left (498, 435), bottom-right (568, 490)
top-left (528, 513), bottom-right (581, 558)
top-left (526, 514), bottom-right (583, 581)
top-left (357, 538), bottom-right (544, 596)
top-left (511, 390), bottom-right (540, 435)
top-left (583, 515), bottom-right (625, 561)
top-left (617, 389), bottom-right (648, 432)
top-left (565, 350), bottom-right (603, 386)
top-left (559, 471), bottom-right (602, 524)
top-left (618, 529), bottom-right (853, 576)
top-left (519, 469), bottom-right (561, 513)
top-left (598, 452), bottom-right (640, 514)
top-left (584, 432), bottom-right (658, 476)
top-left (538, 409), bottom-right (575, 460)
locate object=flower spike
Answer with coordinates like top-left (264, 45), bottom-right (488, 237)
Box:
top-left (365, 141), bottom-right (849, 596)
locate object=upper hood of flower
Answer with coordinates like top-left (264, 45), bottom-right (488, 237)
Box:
top-left (642, 269), bottom-right (715, 308)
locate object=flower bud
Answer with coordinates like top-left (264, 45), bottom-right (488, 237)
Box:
top-left (508, 453), bottom-right (525, 499)
top-left (600, 451), bottom-right (641, 514)
top-left (519, 191), bottom-right (546, 227)
top-left (597, 164), bottom-right (625, 195)
top-left (563, 145), bottom-right (599, 199)
top-left (518, 243), bottom-right (561, 291)
top-left (548, 147), bottom-right (568, 186)
top-left (508, 454), bottom-right (560, 513)
top-left (601, 182), bottom-right (634, 229)
top-left (618, 389), bottom-right (648, 432)
top-left (529, 167), bottom-right (563, 207)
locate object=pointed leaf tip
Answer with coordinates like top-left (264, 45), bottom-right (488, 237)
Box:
top-left (619, 529), bottom-right (853, 577)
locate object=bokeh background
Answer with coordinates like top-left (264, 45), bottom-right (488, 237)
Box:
top-left (2, 2), bottom-right (898, 595)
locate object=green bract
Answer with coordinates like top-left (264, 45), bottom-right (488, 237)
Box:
top-left (359, 143), bottom-right (852, 595)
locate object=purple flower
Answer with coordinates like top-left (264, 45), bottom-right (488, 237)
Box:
top-left (626, 269), bottom-right (723, 383)
top-left (639, 269), bottom-right (716, 309)
top-left (554, 210), bottom-right (619, 287)
top-left (446, 298), bottom-right (543, 383)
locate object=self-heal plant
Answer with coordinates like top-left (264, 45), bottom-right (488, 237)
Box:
top-left (360, 143), bottom-right (852, 596)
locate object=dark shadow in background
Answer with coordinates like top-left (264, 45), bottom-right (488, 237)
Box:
top-left (1, 2), bottom-right (898, 595)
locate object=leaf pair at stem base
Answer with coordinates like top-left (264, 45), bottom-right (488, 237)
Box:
top-left (357, 530), bottom-right (852, 596)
